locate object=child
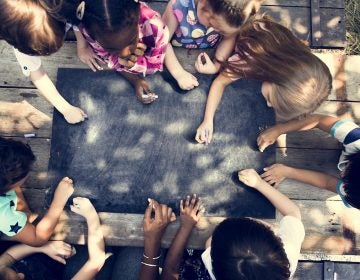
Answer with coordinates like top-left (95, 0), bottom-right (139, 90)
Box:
top-left (195, 16), bottom-right (332, 144)
top-left (162, 0), bottom-right (263, 90)
top-left (162, 171), bottom-right (305, 279)
top-left (0, 197), bottom-right (106, 280)
top-left (0, 0), bottom-right (88, 124)
top-left (76, 0), bottom-right (169, 104)
top-left (0, 137), bottom-right (74, 246)
top-left (258, 114), bottom-right (360, 209)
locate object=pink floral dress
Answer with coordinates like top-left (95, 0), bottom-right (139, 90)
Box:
top-left (80, 2), bottom-right (169, 76)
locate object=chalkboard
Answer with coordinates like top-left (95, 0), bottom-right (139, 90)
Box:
top-left (47, 69), bottom-right (276, 218)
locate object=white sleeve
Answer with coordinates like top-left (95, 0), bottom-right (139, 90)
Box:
top-left (13, 48), bottom-right (42, 77)
top-left (278, 216), bottom-right (305, 279)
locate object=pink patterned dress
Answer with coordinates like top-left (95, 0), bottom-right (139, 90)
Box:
top-left (80, 2), bottom-right (169, 76)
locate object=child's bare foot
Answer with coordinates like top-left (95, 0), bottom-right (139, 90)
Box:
top-left (53, 177), bottom-right (75, 205)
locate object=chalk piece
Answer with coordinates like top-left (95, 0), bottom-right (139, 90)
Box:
top-left (24, 133), bottom-right (35, 138)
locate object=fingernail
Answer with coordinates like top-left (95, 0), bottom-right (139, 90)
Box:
top-left (147, 198), bottom-right (152, 204)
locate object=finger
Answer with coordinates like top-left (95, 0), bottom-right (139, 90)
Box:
top-left (170, 212), bottom-right (176, 222)
top-left (70, 205), bottom-right (80, 214)
top-left (202, 52), bottom-right (211, 63)
top-left (167, 207), bottom-right (173, 219)
top-left (153, 200), bottom-right (161, 220)
top-left (53, 255), bottom-right (66, 265)
top-left (161, 204), bottom-right (168, 219)
top-left (190, 194), bottom-right (197, 208)
top-left (194, 198), bottom-right (201, 211)
top-left (144, 199), bottom-right (154, 220)
top-left (191, 75), bottom-right (199, 86)
top-left (91, 59), bottom-right (102, 71)
top-left (88, 61), bottom-right (97, 72)
top-left (258, 141), bottom-right (268, 153)
top-left (195, 131), bottom-right (204, 143)
top-left (180, 199), bottom-right (184, 212)
top-left (136, 43), bottom-right (147, 51)
top-left (185, 195), bottom-right (190, 207)
top-left (207, 130), bottom-right (213, 143)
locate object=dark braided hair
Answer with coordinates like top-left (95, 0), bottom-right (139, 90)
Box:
top-left (342, 151), bottom-right (360, 209)
top-left (0, 137), bottom-right (35, 193)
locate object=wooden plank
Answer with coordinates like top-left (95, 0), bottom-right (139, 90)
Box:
top-left (0, 89), bottom-right (52, 138)
top-left (320, 8), bottom-right (345, 48)
top-left (51, 200), bottom-right (360, 255)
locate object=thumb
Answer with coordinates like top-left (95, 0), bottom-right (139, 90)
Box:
top-left (70, 205), bottom-right (80, 215)
top-left (202, 52), bottom-right (212, 63)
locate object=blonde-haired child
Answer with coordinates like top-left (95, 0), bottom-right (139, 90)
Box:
top-left (195, 16), bottom-right (332, 144)
top-left (163, 0), bottom-right (263, 90)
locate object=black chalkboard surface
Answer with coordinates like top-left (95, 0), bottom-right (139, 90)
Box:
top-left (47, 69), bottom-right (276, 218)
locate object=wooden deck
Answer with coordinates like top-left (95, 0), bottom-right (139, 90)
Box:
top-left (1, 0), bottom-right (359, 262)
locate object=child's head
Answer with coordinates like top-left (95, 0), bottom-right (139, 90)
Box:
top-left (197, 0), bottom-right (263, 36)
top-left (0, 0), bottom-right (66, 55)
top-left (82, 0), bottom-right (141, 58)
top-left (0, 137), bottom-right (35, 194)
top-left (223, 16), bottom-right (332, 121)
top-left (211, 218), bottom-right (290, 280)
top-left (342, 151), bottom-right (360, 209)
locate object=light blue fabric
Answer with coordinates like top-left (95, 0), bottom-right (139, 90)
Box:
top-left (0, 190), bottom-right (27, 236)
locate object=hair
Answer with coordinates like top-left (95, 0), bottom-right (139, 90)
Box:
top-left (0, 137), bottom-right (35, 194)
top-left (222, 15), bottom-right (332, 121)
top-left (81, 0), bottom-right (141, 44)
top-left (342, 151), bottom-right (360, 209)
top-left (0, 0), bottom-right (68, 55)
top-left (211, 218), bottom-right (291, 280)
top-left (207, 0), bottom-right (263, 27)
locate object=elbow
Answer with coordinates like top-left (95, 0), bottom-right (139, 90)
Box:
top-left (88, 252), bottom-right (107, 272)
top-left (288, 206), bottom-right (302, 221)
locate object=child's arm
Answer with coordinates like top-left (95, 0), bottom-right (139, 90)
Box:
top-left (11, 177), bottom-right (74, 246)
top-left (30, 67), bottom-right (87, 124)
top-left (161, 194), bottom-right (203, 280)
top-left (258, 114), bottom-right (339, 152)
top-left (162, 1), bottom-right (199, 91)
top-left (195, 73), bottom-right (233, 144)
top-left (195, 35), bottom-right (236, 74)
top-left (1, 241), bottom-right (74, 266)
top-left (70, 197), bottom-right (106, 280)
top-left (239, 169), bottom-right (301, 219)
top-left (74, 29), bottom-right (104, 72)
top-left (118, 72), bottom-right (158, 104)
top-left (139, 199), bottom-right (176, 280)
top-left (260, 164), bottom-right (338, 193)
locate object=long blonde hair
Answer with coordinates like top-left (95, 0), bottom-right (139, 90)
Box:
top-left (222, 16), bottom-right (332, 121)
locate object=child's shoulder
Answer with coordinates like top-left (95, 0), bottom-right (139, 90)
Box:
top-left (0, 191), bottom-right (27, 237)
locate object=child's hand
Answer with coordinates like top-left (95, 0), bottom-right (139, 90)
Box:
top-left (261, 164), bottom-right (290, 187)
top-left (77, 44), bottom-right (104, 72)
top-left (195, 120), bottom-right (213, 144)
top-left (61, 105), bottom-right (87, 124)
top-left (53, 177), bottom-right (74, 206)
top-left (118, 43), bottom-right (147, 69)
top-left (174, 70), bottom-right (199, 91)
top-left (70, 197), bottom-right (97, 219)
top-left (195, 53), bottom-right (219, 74)
top-left (257, 125), bottom-right (282, 152)
top-left (238, 169), bottom-right (264, 189)
top-left (143, 198), bottom-right (176, 242)
top-left (135, 78), bottom-right (158, 104)
top-left (41, 241), bottom-right (75, 264)
top-left (180, 194), bottom-right (203, 230)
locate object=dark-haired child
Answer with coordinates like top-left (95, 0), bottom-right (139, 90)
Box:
top-left (162, 0), bottom-right (263, 90)
top-left (0, 137), bottom-right (74, 246)
top-left (76, 0), bottom-right (169, 104)
top-left (162, 172), bottom-right (304, 280)
top-left (258, 114), bottom-right (360, 209)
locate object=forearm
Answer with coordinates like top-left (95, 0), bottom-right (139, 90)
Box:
top-left (285, 167), bottom-right (338, 193)
top-left (256, 181), bottom-right (301, 219)
top-left (74, 29), bottom-right (88, 48)
top-left (34, 200), bottom-right (66, 243)
top-left (86, 213), bottom-right (105, 265)
top-left (139, 237), bottom-right (162, 280)
top-left (162, 226), bottom-right (193, 279)
top-left (31, 67), bottom-right (71, 113)
top-left (164, 45), bottom-right (186, 78)
top-left (5, 244), bottom-right (43, 262)
top-left (203, 75), bottom-right (229, 121)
